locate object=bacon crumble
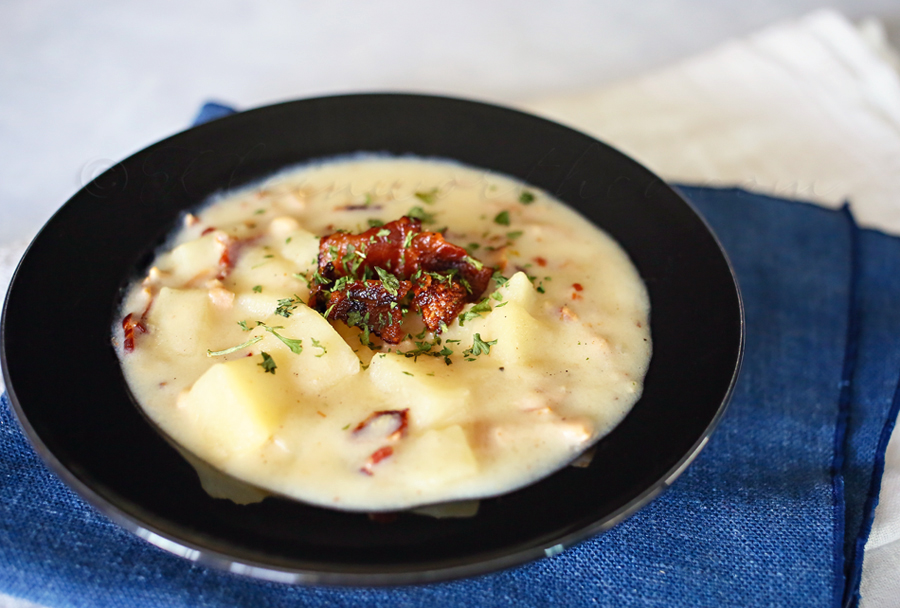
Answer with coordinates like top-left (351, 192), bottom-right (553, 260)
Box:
top-left (352, 409), bottom-right (410, 441)
top-left (309, 217), bottom-right (493, 342)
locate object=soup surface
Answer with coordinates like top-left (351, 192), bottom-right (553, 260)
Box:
top-left (115, 156), bottom-right (652, 511)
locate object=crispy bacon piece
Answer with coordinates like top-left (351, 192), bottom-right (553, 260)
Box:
top-left (122, 313), bottom-right (146, 353)
top-left (322, 280), bottom-right (411, 344)
top-left (309, 217), bottom-right (494, 337)
top-left (411, 273), bottom-right (470, 333)
top-left (314, 217), bottom-right (492, 294)
top-left (352, 409), bottom-right (410, 441)
top-left (361, 446), bottom-right (394, 476)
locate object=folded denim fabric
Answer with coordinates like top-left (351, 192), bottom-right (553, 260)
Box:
top-left (0, 107), bottom-right (897, 608)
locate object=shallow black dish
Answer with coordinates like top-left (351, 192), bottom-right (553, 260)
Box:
top-left (1, 94), bottom-right (743, 585)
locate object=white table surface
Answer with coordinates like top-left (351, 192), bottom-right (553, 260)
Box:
top-left (2, 2), bottom-right (900, 607)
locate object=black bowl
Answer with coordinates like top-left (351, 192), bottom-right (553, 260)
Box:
top-left (1, 93), bottom-right (743, 585)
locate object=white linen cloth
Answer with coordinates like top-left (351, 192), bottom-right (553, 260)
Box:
top-left (1, 8), bottom-right (898, 607)
top-left (521, 10), bottom-right (900, 607)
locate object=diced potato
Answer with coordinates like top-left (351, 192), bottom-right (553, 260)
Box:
top-left (394, 426), bottom-right (479, 488)
top-left (234, 292), bottom-right (291, 319)
top-left (366, 353), bottom-right (471, 427)
top-left (145, 287), bottom-right (213, 358)
top-left (486, 302), bottom-right (546, 366)
top-left (229, 251), bottom-right (308, 297)
top-left (264, 303), bottom-right (361, 393)
top-left (157, 232), bottom-right (225, 285)
top-left (496, 271), bottom-right (537, 310)
top-left (178, 357), bottom-right (292, 456)
top-left (280, 228), bottom-right (320, 270)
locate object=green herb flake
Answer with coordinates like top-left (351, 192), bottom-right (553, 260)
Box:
top-left (463, 255), bottom-right (484, 271)
top-left (258, 351), bottom-right (277, 374)
top-left (376, 228), bottom-right (391, 237)
top-left (237, 320), bottom-right (252, 332)
top-left (464, 333), bottom-right (497, 357)
top-left (207, 335), bottom-right (263, 357)
top-left (312, 337), bottom-right (327, 357)
top-left (292, 273), bottom-right (310, 287)
top-left (254, 208), bottom-right (266, 215)
top-left (285, 237), bottom-right (292, 244)
top-left (459, 298), bottom-right (492, 326)
top-left (375, 266), bottom-right (400, 296)
top-left (402, 371), bottom-right (414, 377)
top-left (256, 324), bottom-right (303, 354)
top-left (368, 218), bottom-right (384, 228)
top-left (275, 295), bottom-right (303, 318)
top-left (493, 210), bottom-right (511, 226)
top-left (414, 188), bottom-right (439, 204)
top-left (407, 206), bottom-right (436, 224)
top-left (519, 191), bottom-right (535, 204)
top-left (506, 231), bottom-right (523, 240)
top-left (252, 285), bottom-right (263, 293)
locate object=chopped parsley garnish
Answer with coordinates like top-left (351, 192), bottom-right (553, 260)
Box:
top-left (261, 325), bottom-right (303, 354)
top-left (285, 237), bottom-right (292, 244)
top-left (493, 210), bottom-right (511, 226)
top-left (275, 295), bottom-right (303, 318)
top-left (407, 206), bottom-right (436, 224)
top-left (414, 188), bottom-right (439, 204)
top-left (376, 228), bottom-right (391, 237)
top-left (292, 273), bottom-right (310, 287)
top-left (237, 320), bottom-right (253, 331)
top-left (368, 218), bottom-right (384, 227)
top-left (463, 255), bottom-right (484, 271)
top-left (207, 336), bottom-right (263, 357)
top-left (375, 266), bottom-right (400, 296)
top-left (254, 208), bottom-right (266, 215)
top-left (403, 230), bottom-right (415, 249)
top-left (506, 230), bottom-right (523, 240)
top-left (459, 298), bottom-right (492, 326)
top-left (312, 338), bottom-right (327, 357)
top-left (402, 371), bottom-right (414, 377)
top-left (252, 285), bottom-right (262, 293)
top-left (258, 351), bottom-right (277, 374)
top-left (491, 271), bottom-right (508, 288)
top-left (519, 191), bottom-right (535, 204)
top-left (464, 333), bottom-right (497, 357)
top-left (466, 243), bottom-right (480, 253)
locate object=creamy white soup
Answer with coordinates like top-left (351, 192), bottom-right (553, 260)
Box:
top-left (115, 157), bottom-right (651, 512)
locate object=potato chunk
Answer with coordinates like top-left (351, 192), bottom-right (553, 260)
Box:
top-left (145, 287), bottom-right (213, 358)
top-left (157, 232), bottom-right (225, 285)
top-left (485, 272), bottom-right (548, 366)
top-left (279, 228), bottom-right (320, 270)
top-left (268, 303), bottom-right (361, 393)
top-left (366, 353), bottom-right (471, 427)
top-left (178, 356), bottom-right (292, 457)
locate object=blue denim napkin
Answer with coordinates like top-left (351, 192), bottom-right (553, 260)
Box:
top-left (0, 103), bottom-right (897, 607)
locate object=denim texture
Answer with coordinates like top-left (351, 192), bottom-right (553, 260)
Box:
top-left (0, 105), bottom-right (896, 607)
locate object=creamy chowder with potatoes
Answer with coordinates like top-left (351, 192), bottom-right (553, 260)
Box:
top-left (114, 156), bottom-right (651, 512)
